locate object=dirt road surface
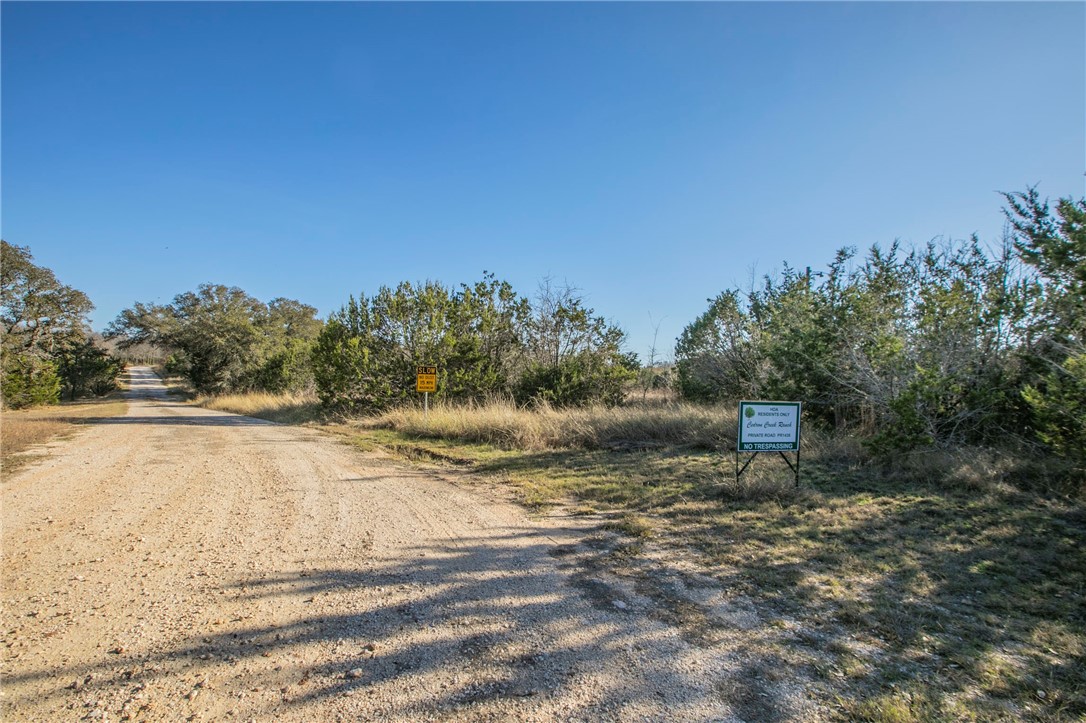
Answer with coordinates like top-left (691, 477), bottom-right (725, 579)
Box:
top-left (2, 368), bottom-right (817, 721)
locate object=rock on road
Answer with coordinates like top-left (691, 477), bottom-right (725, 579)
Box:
top-left (2, 368), bottom-right (813, 721)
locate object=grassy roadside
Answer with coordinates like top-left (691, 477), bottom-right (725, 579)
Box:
top-left (199, 392), bottom-right (1086, 721)
top-left (1, 393), bottom-right (128, 474)
top-left (355, 421), bottom-right (1085, 721)
top-left (194, 390), bottom-right (322, 425)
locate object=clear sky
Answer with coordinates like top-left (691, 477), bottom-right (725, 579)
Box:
top-left (3, 1), bottom-right (1083, 360)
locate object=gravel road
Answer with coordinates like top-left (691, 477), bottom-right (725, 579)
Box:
top-left (2, 367), bottom-right (819, 721)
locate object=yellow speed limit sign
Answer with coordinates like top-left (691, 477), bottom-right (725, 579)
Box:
top-left (416, 365), bottom-right (437, 392)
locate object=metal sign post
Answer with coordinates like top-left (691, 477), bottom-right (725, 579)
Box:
top-left (416, 365), bottom-right (437, 419)
top-left (734, 401), bottom-right (802, 491)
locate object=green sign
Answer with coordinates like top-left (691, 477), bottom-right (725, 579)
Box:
top-left (738, 401), bottom-right (801, 452)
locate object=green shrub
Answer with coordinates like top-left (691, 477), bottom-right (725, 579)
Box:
top-left (514, 354), bottom-right (634, 408)
top-left (1023, 353), bottom-right (1086, 463)
top-left (57, 340), bottom-right (122, 399)
top-left (1, 355), bottom-right (61, 408)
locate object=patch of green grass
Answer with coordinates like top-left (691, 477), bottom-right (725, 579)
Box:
top-left (845, 688), bottom-right (944, 723)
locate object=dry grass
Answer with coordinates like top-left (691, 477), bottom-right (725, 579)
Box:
top-left (1, 396), bottom-right (128, 474)
top-left (364, 399), bottom-right (740, 451)
top-left (195, 391), bottom-right (322, 425)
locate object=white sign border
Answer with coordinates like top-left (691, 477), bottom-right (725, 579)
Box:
top-left (737, 400), bottom-right (802, 452)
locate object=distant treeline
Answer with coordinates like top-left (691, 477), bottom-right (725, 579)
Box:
top-left (107, 288), bottom-right (324, 396)
top-left (105, 275), bottom-right (636, 411)
top-left (676, 188), bottom-right (1084, 461)
top-left (3, 187), bottom-right (1081, 469)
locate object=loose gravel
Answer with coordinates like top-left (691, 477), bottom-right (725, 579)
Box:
top-left (1, 367), bottom-right (823, 721)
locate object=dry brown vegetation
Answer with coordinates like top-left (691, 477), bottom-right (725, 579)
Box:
top-left (361, 417), bottom-right (1084, 720)
top-left (367, 399), bottom-right (740, 451)
top-left (194, 390), bottom-right (321, 425)
top-left (197, 391), bottom-right (1085, 720)
top-left (1, 396), bottom-right (127, 474)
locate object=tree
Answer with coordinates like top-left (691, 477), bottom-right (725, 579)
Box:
top-left (311, 278), bottom-right (509, 412)
top-left (311, 294), bottom-right (397, 412)
top-left (675, 290), bottom-right (764, 402)
top-left (517, 279), bottom-right (634, 407)
top-left (1, 354), bottom-right (61, 408)
top-left (1022, 353), bottom-right (1086, 461)
top-left (56, 337), bottom-right (123, 400)
top-left (243, 297), bottom-right (323, 392)
top-left (1, 241), bottom-right (93, 358)
top-left (1003, 187), bottom-right (1086, 462)
top-left (312, 275), bottom-right (634, 412)
top-left (444, 273), bottom-right (530, 400)
top-left (1003, 187), bottom-right (1086, 309)
top-left (313, 276), bottom-right (529, 412)
top-left (108, 284), bottom-right (320, 394)
top-left (636, 313), bottom-right (670, 402)
top-left (1, 241), bottom-right (106, 408)
top-left (751, 264), bottom-right (840, 421)
top-left (676, 235), bottom-right (1030, 452)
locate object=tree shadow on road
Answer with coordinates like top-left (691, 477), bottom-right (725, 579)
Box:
top-left (3, 528), bottom-right (809, 721)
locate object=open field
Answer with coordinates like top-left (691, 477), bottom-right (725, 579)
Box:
top-left (200, 391), bottom-right (1086, 720)
top-left (1, 395), bottom-right (128, 474)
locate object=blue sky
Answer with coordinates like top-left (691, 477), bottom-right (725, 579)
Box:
top-left (3, 2), bottom-right (1083, 360)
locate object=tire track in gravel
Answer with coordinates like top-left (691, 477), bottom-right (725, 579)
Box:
top-left (2, 367), bottom-right (824, 721)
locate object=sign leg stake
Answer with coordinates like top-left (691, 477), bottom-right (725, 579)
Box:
top-left (736, 452), bottom-right (760, 479)
top-left (777, 451), bottom-right (798, 482)
top-left (734, 451), bottom-right (759, 494)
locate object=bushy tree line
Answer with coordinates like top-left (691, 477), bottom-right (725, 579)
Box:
top-left (313, 274), bottom-right (635, 412)
top-left (107, 274), bottom-right (634, 410)
top-left (676, 189), bottom-right (1085, 463)
top-left (108, 284), bottom-right (322, 395)
top-left (1, 241), bottom-right (121, 408)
